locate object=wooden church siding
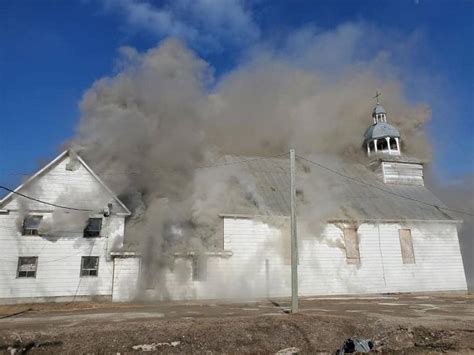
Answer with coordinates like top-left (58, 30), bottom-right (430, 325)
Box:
top-left (379, 223), bottom-right (467, 293)
top-left (0, 217), bottom-right (115, 302)
top-left (157, 218), bottom-right (467, 300)
top-left (382, 162), bottom-right (424, 185)
top-left (112, 257), bottom-right (141, 302)
top-left (0, 216), bottom-right (125, 303)
top-left (2, 158), bottom-right (117, 212)
top-left (0, 152), bottom-right (129, 304)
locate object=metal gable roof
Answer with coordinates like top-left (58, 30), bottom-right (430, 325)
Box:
top-left (219, 155), bottom-right (456, 222)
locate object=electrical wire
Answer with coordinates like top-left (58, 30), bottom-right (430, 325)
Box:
top-left (1, 152), bottom-right (289, 177)
top-left (0, 153), bottom-right (288, 211)
top-left (70, 237), bottom-right (98, 303)
top-left (1, 150), bottom-right (471, 219)
top-left (194, 153), bottom-right (289, 170)
top-left (0, 185), bottom-right (94, 212)
top-left (296, 154), bottom-right (474, 217)
top-left (0, 151), bottom-right (471, 270)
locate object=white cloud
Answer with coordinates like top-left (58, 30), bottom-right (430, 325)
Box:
top-left (101, 0), bottom-right (260, 50)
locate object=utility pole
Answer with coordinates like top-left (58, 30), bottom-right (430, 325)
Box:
top-left (290, 148), bottom-right (298, 313)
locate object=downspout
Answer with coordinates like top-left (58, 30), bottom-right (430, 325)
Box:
top-left (104, 217), bottom-right (111, 261)
top-left (111, 254), bottom-right (116, 301)
top-left (377, 224), bottom-right (387, 288)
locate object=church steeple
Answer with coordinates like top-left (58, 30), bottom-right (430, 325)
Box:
top-left (372, 91), bottom-right (387, 124)
top-left (364, 92), bottom-right (401, 156)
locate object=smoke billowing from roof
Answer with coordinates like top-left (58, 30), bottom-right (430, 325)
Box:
top-left (70, 28), bottom-right (433, 297)
top-left (73, 35), bottom-right (430, 192)
top-left (427, 174), bottom-right (474, 291)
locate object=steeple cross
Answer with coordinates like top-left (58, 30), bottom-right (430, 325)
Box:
top-left (373, 91), bottom-right (381, 104)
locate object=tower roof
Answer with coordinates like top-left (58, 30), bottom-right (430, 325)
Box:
top-left (364, 122), bottom-right (400, 142)
top-left (372, 104), bottom-right (386, 115)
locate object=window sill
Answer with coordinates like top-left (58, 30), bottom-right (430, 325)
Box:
top-left (173, 250), bottom-right (233, 258)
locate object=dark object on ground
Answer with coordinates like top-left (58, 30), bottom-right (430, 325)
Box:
top-left (269, 300), bottom-right (291, 314)
top-left (0, 308), bottom-right (32, 320)
top-left (0, 340), bottom-right (63, 354)
top-left (0, 295), bottom-right (472, 354)
top-left (336, 337), bottom-right (373, 354)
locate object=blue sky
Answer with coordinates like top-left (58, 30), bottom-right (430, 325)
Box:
top-left (1, 0), bottom-right (473, 190)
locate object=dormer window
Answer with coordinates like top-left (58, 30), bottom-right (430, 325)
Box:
top-left (22, 216), bottom-right (43, 236)
top-left (83, 218), bottom-right (102, 238)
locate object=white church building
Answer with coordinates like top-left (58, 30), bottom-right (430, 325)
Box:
top-left (133, 100), bottom-right (468, 301)
top-left (0, 151), bottom-right (135, 304)
top-left (0, 100), bottom-right (468, 304)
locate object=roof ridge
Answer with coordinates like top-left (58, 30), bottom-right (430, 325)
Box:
top-left (0, 149), bottom-right (131, 215)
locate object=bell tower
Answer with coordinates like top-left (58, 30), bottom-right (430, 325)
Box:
top-left (364, 92), bottom-right (425, 186)
top-left (364, 92), bottom-right (401, 156)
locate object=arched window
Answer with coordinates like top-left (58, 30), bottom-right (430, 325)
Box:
top-left (377, 138), bottom-right (388, 151)
top-left (369, 141), bottom-right (375, 152)
top-left (390, 138), bottom-right (397, 150)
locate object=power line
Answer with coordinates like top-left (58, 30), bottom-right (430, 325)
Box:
top-left (0, 248), bottom-right (96, 265)
top-left (4, 150), bottom-right (469, 218)
top-left (1, 153), bottom-right (290, 177)
top-left (0, 153), bottom-right (288, 211)
top-left (296, 154), bottom-right (474, 218)
top-left (71, 237), bottom-right (98, 303)
top-left (0, 185), bottom-right (94, 212)
top-left (194, 153), bottom-right (289, 170)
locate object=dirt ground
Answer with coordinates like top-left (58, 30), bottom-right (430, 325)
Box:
top-left (0, 293), bottom-right (473, 354)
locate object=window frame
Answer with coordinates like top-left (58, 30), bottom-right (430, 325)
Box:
top-left (376, 138), bottom-right (388, 151)
top-left (343, 228), bottom-right (360, 265)
top-left (368, 141), bottom-right (375, 152)
top-left (22, 215), bottom-right (43, 236)
top-left (389, 137), bottom-right (398, 150)
top-left (83, 217), bottom-right (103, 238)
top-left (192, 255), bottom-right (207, 281)
top-left (80, 256), bottom-right (100, 277)
top-left (399, 229), bottom-right (416, 264)
top-left (17, 256), bottom-right (38, 278)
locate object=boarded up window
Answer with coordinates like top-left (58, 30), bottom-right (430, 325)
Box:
top-left (399, 229), bottom-right (415, 264)
top-left (81, 256), bottom-right (99, 277)
top-left (22, 216), bottom-right (42, 236)
top-left (343, 228), bottom-right (360, 264)
top-left (83, 218), bottom-right (102, 238)
top-left (192, 256), bottom-right (207, 281)
top-left (17, 257), bottom-right (38, 278)
top-left (215, 218), bottom-right (224, 250)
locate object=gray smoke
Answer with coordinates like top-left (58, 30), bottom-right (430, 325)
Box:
top-left (426, 174), bottom-right (474, 291)
top-left (69, 32), bottom-right (432, 296)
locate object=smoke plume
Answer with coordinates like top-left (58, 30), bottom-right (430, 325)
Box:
top-left (426, 174), bottom-right (474, 291)
top-left (70, 29), bottom-right (432, 296)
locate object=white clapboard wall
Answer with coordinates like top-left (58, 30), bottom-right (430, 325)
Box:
top-left (151, 217), bottom-right (467, 300)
